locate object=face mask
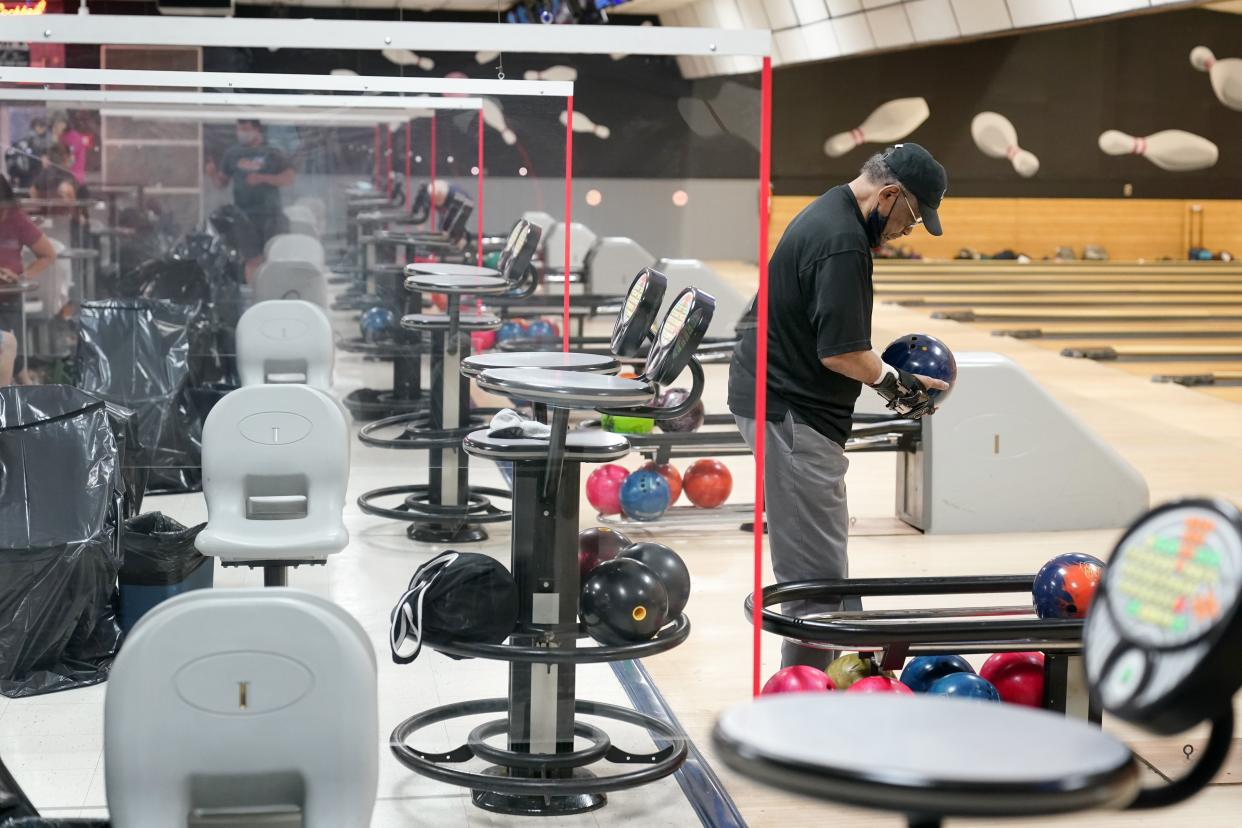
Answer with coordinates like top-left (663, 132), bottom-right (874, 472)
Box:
top-left (865, 204), bottom-right (888, 248)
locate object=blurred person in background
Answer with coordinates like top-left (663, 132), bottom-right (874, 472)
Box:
top-left (0, 174), bottom-right (57, 385)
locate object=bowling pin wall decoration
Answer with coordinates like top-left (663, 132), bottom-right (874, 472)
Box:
top-left (560, 110), bottom-right (611, 140)
top-left (482, 99), bottom-right (518, 146)
top-left (1097, 129), bottom-right (1218, 172)
top-left (823, 97), bottom-right (929, 158)
top-left (525, 66), bottom-right (578, 82)
top-left (382, 49), bottom-right (435, 71)
top-left (970, 112), bottom-right (1040, 178)
top-left (1190, 46), bottom-right (1242, 111)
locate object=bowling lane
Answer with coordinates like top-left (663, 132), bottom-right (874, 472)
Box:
top-left (877, 282), bottom-right (1242, 294)
top-left (935, 307), bottom-right (1242, 321)
top-left (892, 294), bottom-right (1242, 306)
top-left (988, 321), bottom-right (1242, 339)
top-left (1060, 342), bottom-right (1242, 360)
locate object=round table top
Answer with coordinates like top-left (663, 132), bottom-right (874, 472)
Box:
top-left (0, 281), bottom-right (37, 296)
top-left (404, 269), bottom-right (509, 295)
top-left (363, 231), bottom-right (444, 245)
top-left (407, 263), bottom-right (501, 279)
top-left (369, 263), bottom-right (412, 275)
top-left (475, 368), bottom-right (653, 410)
top-left (462, 351), bottom-right (618, 377)
top-left (714, 695), bottom-right (1139, 818)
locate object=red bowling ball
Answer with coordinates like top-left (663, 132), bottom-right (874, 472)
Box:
top-left (846, 676), bottom-right (914, 695)
top-left (761, 666), bottom-right (835, 696)
top-left (683, 459), bottom-right (732, 509)
top-left (640, 460), bottom-right (683, 505)
top-left (980, 651), bottom-right (1046, 707)
top-left (585, 464), bottom-right (629, 516)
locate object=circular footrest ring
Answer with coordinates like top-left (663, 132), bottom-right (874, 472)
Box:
top-left (357, 484), bottom-right (512, 525)
top-left (358, 411), bottom-right (490, 449)
top-left (469, 719), bottom-right (611, 771)
top-left (343, 388), bottom-right (428, 423)
top-left (337, 335), bottom-right (427, 359)
top-left (420, 614), bottom-right (691, 664)
top-left (391, 698), bottom-right (688, 797)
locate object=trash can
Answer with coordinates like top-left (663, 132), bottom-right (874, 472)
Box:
top-left (118, 512), bottom-right (212, 633)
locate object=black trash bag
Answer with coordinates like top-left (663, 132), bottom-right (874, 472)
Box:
top-left (120, 512), bottom-right (207, 587)
top-left (75, 298), bottom-right (201, 494)
top-left (0, 385), bottom-right (125, 698)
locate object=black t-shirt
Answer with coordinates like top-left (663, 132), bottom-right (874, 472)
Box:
top-left (220, 143), bottom-right (290, 218)
top-left (728, 185), bottom-right (874, 446)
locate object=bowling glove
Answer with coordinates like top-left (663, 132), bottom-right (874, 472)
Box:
top-left (871, 364), bottom-right (935, 419)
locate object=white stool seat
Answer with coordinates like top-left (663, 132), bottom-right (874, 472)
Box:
top-left (267, 233), bottom-right (325, 268)
top-left (237, 300), bottom-right (335, 391)
top-left (197, 384), bottom-right (349, 563)
top-left (253, 260), bottom-right (329, 309)
top-left (105, 588), bottom-right (378, 828)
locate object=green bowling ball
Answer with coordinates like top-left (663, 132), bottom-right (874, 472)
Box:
top-left (482, 250), bottom-right (503, 269)
top-left (827, 653), bottom-right (894, 691)
top-left (600, 413), bottom-right (655, 434)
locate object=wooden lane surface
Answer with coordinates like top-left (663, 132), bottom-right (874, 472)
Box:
top-left (877, 283), bottom-right (1242, 294)
top-left (935, 307), bottom-right (1242, 322)
top-left (1060, 343), bottom-right (1242, 360)
top-left (893, 295), bottom-right (1242, 307)
top-left (989, 321), bottom-right (1242, 339)
top-left (874, 260), bottom-right (1242, 271)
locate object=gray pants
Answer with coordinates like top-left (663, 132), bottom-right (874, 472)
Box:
top-left (736, 412), bottom-right (860, 670)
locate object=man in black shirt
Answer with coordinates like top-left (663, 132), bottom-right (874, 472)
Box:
top-left (208, 120), bottom-right (295, 270)
top-left (728, 143), bottom-right (950, 669)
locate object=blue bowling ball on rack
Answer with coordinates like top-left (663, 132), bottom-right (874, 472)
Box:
top-left (881, 333), bottom-right (957, 403)
top-left (900, 654), bottom-right (975, 693)
top-left (359, 306), bottom-right (396, 342)
top-left (618, 470), bottom-right (671, 522)
top-left (526, 319), bottom-right (558, 340)
top-left (496, 320), bottom-right (528, 344)
top-left (927, 672), bottom-right (1001, 702)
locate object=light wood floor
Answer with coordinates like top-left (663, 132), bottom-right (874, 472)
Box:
top-left (642, 261), bottom-right (1242, 827)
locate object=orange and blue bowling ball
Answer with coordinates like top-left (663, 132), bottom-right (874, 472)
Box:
top-left (1033, 552), bottom-right (1105, 619)
top-left (881, 333), bottom-right (957, 403)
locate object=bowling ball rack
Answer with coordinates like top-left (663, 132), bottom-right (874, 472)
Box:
top-left (595, 414), bottom-right (920, 531)
top-left (746, 574), bottom-right (1100, 720)
top-left (355, 265), bottom-right (528, 544)
top-left (389, 618), bottom-right (692, 815)
top-left (339, 262), bottom-right (433, 423)
top-left (390, 280), bottom-right (713, 815)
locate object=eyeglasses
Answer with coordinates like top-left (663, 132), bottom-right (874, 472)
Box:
top-left (899, 188), bottom-right (923, 229)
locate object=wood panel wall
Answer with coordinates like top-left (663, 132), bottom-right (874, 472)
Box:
top-left (769, 197), bottom-right (1242, 262)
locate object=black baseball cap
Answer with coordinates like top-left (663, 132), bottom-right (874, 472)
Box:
top-left (884, 143), bottom-right (947, 236)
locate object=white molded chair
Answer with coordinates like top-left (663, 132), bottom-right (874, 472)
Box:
top-left (293, 196), bottom-right (328, 235)
top-left (253, 260), bottom-right (329, 309)
top-left (265, 234), bottom-right (326, 269)
top-left (284, 205), bottom-right (320, 239)
top-left (237, 300), bottom-right (335, 391)
top-left (197, 384), bottom-right (349, 579)
top-left (104, 588), bottom-right (378, 828)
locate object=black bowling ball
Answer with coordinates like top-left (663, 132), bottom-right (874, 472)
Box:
top-left (580, 558), bottom-right (669, 646)
top-left (620, 542), bottom-right (691, 618)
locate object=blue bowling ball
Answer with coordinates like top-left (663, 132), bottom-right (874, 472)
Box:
top-left (526, 319), bottom-right (557, 340)
top-left (881, 333), bottom-right (957, 403)
top-left (900, 655), bottom-right (975, 693)
top-left (618, 470), bottom-right (671, 522)
top-left (359, 306), bottom-right (396, 342)
top-left (496, 321), bottom-right (527, 343)
top-left (927, 672), bottom-right (1001, 702)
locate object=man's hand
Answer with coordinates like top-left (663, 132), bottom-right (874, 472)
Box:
top-left (871, 365), bottom-right (947, 419)
top-left (0, 267), bottom-right (19, 284)
top-left (245, 172), bottom-right (267, 186)
top-left (914, 374), bottom-right (950, 394)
